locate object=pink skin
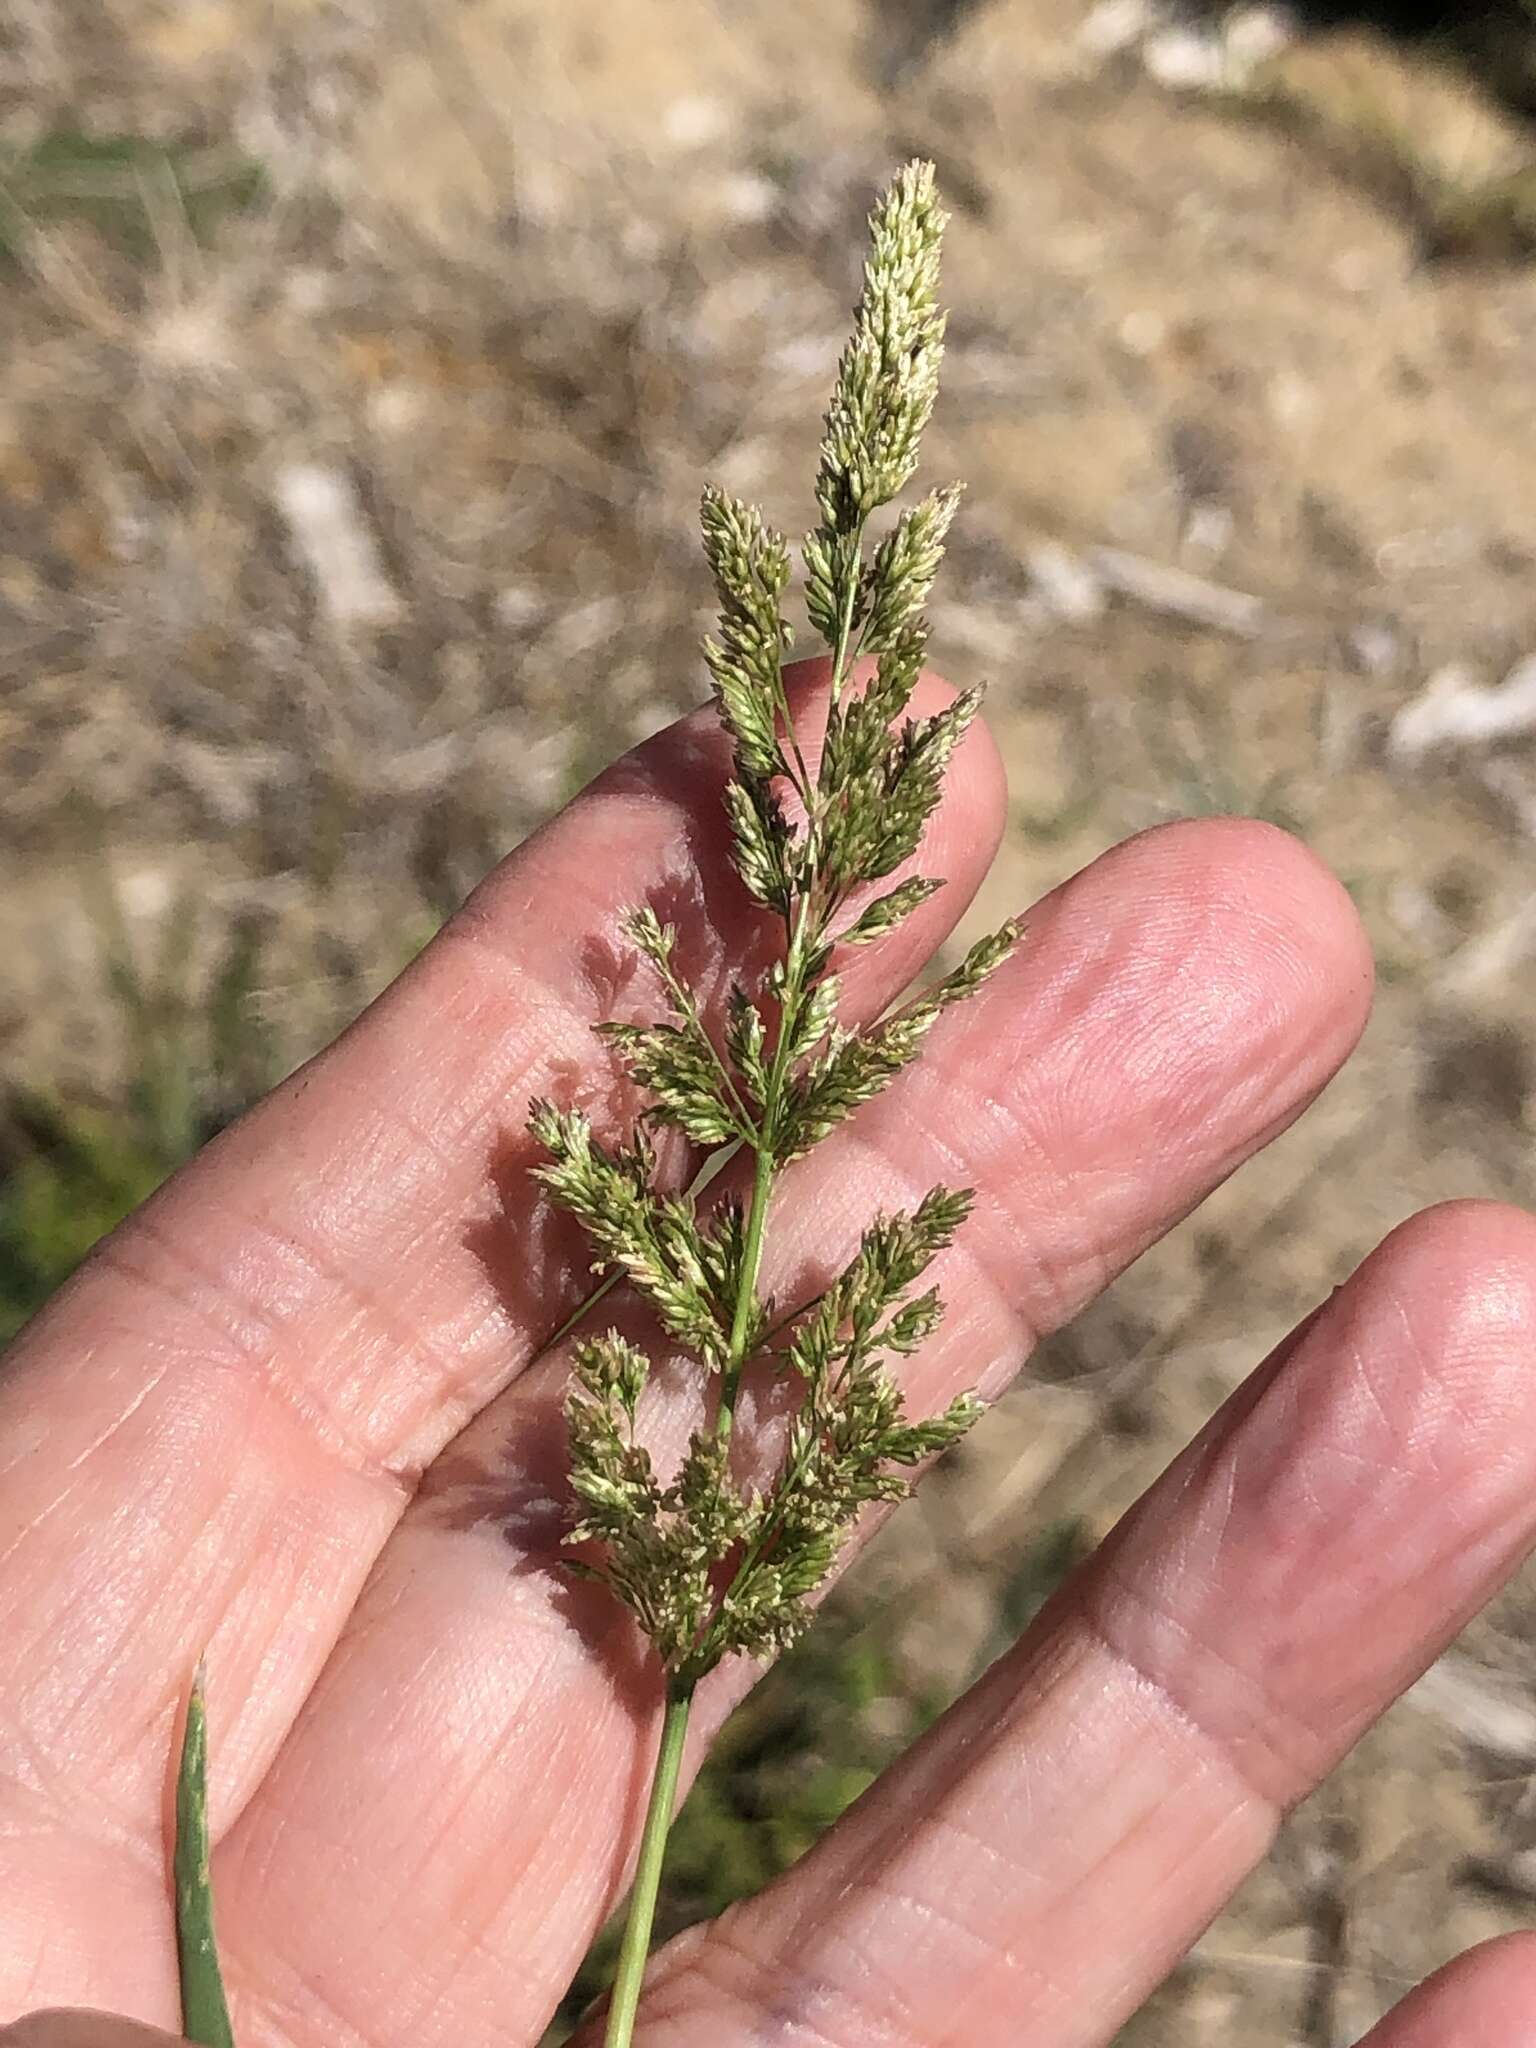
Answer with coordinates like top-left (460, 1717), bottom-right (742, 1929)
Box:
top-left (0, 659), bottom-right (1529, 2048)
top-left (1356, 1936), bottom-right (1536, 2046)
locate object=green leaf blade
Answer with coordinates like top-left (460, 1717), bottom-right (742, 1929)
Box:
top-left (174, 1672), bottom-right (235, 2048)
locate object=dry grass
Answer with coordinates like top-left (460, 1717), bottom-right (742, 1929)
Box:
top-left (10, 1), bottom-right (1536, 2038)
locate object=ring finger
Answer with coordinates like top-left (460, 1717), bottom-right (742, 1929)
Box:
top-left (618, 1201), bottom-right (1536, 2047)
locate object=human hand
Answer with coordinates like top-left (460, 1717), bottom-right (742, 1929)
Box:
top-left (4, 663), bottom-right (1536, 2048)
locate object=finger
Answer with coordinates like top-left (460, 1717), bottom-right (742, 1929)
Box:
top-left (1358, 1934), bottom-right (1536, 2046)
top-left (0, 2017), bottom-right (185, 2048)
top-left (0, 665), bottom-right (1003, 2015)
top-left (220, 817), bottom-right (1374, 2047)
top-left (615, 1202), bottom-right (1536, 2048)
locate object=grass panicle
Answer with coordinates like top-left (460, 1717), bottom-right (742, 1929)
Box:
top-left (529, 158), bottom-right (1017, 2048)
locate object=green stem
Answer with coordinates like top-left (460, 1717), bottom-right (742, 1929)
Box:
top-left (715, 1143), bottom-right (775, 1440)
top-left (600, 712), bottom-right (826, 2038)
top-left (602, 1060), bottom-right (782, 2038)
top-left (713, 884), bottom-right (813, 1438)
top-left (601, 1683), bottom-right (694, 2048)
top-left (543, 1269), bottom-right (622, 1357)
top-left (769, 653), bottom-right (815, 810)
top-left (824, 518), bottom-right (868, 720)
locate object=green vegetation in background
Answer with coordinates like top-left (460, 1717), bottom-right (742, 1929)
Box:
top-left (0, 129), bottom-right (265, 267)
top-left (0, 890), bottom-right (278, 1340)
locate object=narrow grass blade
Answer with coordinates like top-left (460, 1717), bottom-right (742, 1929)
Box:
top-left (175, 1669), bottom-right (236, 2048)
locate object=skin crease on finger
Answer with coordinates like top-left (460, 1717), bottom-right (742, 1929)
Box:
top-left (4, 1922), bottom-right (1534, 2048)
top-left (614, 1203), bottom-right (1536, 2048)
top-left (0, 665), bottom-right (1005, 2027)
top-left (210, 818), bottom-right (1374, 2048)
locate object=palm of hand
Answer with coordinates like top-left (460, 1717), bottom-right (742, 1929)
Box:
top-left (2, 666), bottom-right (1534, 2048)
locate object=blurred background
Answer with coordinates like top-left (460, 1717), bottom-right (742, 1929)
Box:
top-left (8, 0), bottom-right (1536, 2039)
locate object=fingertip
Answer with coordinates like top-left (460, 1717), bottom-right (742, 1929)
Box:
top-left (1138, 814), bottom-right (1375, 1059)
top-left (1011, 816), bottom-right (1373, 1176)
top-left (1361, 1932), bottom-right (1536, 2044)
top-left (1240, 1199), bottom-right (1536, 1563)
top-left (1364, 1198), bottom-right (1536, 1382)
top-left (1111, 1190), bottom-right (1536, 1800)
